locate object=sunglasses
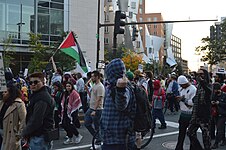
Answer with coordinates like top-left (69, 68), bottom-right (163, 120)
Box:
top-left (29, 80), bottom-right (40, 85)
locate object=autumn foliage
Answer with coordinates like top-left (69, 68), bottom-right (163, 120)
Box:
top-left (122, 52), bottom-right (143, 72)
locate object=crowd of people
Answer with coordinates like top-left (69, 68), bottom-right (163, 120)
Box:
top-left (0, 58), bottom-right (226, 150)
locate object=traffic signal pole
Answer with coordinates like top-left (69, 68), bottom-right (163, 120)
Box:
top-left (96, 0), bottom-right (100, 69)
top-left (100, 19), bottom-right (218, 27)
top-left (113, 33), bottom-right (117, 57)
top-left (96, 4), bottom-right (217, 69)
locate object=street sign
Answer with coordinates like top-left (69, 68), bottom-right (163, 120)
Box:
top-left (0, 53), bottom-right (7, 92)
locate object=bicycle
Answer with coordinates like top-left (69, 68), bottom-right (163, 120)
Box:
top-left (91, 127), bottom-right (154, 150)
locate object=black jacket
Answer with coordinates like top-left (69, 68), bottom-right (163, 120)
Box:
top-left (192, 69), bottom-right (212, 122)
top-left (22, 86), bottom-right (55, 138)
top-left (216, 92), bottom-right (226, 116)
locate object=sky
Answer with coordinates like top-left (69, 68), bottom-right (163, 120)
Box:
top-left (145, 0), bottom-right (226, 71)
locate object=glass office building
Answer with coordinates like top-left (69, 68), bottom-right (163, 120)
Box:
top-left (0, 0), bottom-right (68, 45)
top-left (0, 0), bottom-right (68, 72)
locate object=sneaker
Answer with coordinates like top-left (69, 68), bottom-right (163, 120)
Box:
top-left (220, 140), bottom-right (226, 146)
top-left (90, 144), bottom-right (101, 150)
top-left (158, 125), bottom-right (167, 129)
top-left (74, 134), bottom-right (83, 144)
top-left (63, 138), bottom-right (73, 145)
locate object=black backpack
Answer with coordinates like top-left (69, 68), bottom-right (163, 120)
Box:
top-left (131, 82), bottom-right (153, 132)
top-left (111, 82), bottom-right (153, 132)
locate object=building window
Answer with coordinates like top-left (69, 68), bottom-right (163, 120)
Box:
top-left (104, 26), bottom-right (109, 33)
top-left (52, 0), bottom-right (64, 3)
top-left (139, 8), bottom-right (142, 14)
top-left (139, 26), bottom-right (143, 33)
top-left (140, 17), bottom-right (142, 22)
top-left (154, 24), bottom-right (157, 28)
top-left (129, 11), bottom-right (133, 18)
top-left (108, 5), bottom-right (113, 12)
top-left (147, 17), bottom-right (151, 22)
top-left (131, 2), bottom-right (136, 9)
top-left (50, 9), bottom-right (63, 35)
top-left (108, 0), bottom-right (112, 2)
top-left (139, 0), bottom-right (143, 5)
top-left (104, 38), bottom-right (109, 44)
top-left (154, 31), bottom-right (157, 35)
top-left (153, 17), bottom-right (157, 21)
top-left (136, 41), bottom-right (140, 48)
top-left (105, 12), bottom-right (109, 22)
top-left (149, 47), bottom-right (152, 54)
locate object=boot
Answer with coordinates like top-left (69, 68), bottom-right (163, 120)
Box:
top-left (211, 143), bottom-right (218, 149)
top-left (220, 140), bottom-right (226, 146)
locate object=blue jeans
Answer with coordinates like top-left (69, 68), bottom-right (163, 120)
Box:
top-left (152, 109), bottom-right (166, 128)
top-left (29, 135), bottom-right (52, 150)
top-left (84, 108), bottom-right (102, 143)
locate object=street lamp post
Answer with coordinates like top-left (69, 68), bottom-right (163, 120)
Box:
top-left (17, 4), bottom-right (25, 44)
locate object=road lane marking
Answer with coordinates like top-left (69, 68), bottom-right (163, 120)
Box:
top-left (156, 120), bottom-right (201, 132)
top-left (55, 120), bottom-right (201, 150)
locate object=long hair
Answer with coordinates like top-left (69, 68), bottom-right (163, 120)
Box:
top-left (65, 81), bottom-right (75, 93)
top-left (4, 84), bottom-right (22, 106)
top-left (52, 81), bottom-right (64, 92)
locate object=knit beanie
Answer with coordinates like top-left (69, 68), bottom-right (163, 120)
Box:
top-left (177, 75), bottom-right (189, 85)
top-left (126, 71), bottom-right (134, 81)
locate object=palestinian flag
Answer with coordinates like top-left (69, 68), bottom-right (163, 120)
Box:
top-left (58, 31), bottom-right (88, 73)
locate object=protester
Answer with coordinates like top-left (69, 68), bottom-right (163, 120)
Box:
top-left (76, 72), bottom-right (88, 113)
top-left (187, 68), bottom-right (212, 150)
top-left (146, 71), bottom-right (154, 103)
top-left (52, 81), bottom-right (64, 128)
top-left (211, 82), bottom-right (226, 149)
top-left (175, 75), bottom-right (196, 150)
top-left (22, 72), bottom-right (55, 149)
top-left (210, 82), bottom-right (220, 140)
top-left (101, 58), bottom-right (136, 150)
top-left (84, 70), bottom-right (105, 149)
top-left (152, 80), bottom-right (167, 130)
top-left (0, 84), bottom-right (26, 150)
top-left (50, 56), bottom-right (63, 84)
top-left (134, 70), bottom-right (148, 90)
top-left (166, 74), bottom-right (179, 114)
top-left (61, 81), bottom-right (83, 145)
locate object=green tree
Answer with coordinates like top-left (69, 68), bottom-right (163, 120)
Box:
top-left (2, 38), bottom-right (15, 69)
top-left (104, 44), bottom-right (127, 62)
top-left (28, 33), bottom-right (51, 73)
top-left (195, 19), bottom-right (226, 70)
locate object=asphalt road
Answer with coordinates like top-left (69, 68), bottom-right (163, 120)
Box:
top-left (52, 111), bottom-right (226, 150)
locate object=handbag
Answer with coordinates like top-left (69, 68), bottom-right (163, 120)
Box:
top-left (44, 128), bottom-right (59, 142)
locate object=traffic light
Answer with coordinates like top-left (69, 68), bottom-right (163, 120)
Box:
top-left (114, 10), bottom-right (126, 35)
top-left (132, 26), bottom-right (139, 41)
top-left (210, 25), bottom-right (215, 41)
top-left (216, 24), bottom-right (222, 40)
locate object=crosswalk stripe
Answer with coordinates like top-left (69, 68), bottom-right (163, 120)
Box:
top-left (55, 120), bottom-right (201, 150)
